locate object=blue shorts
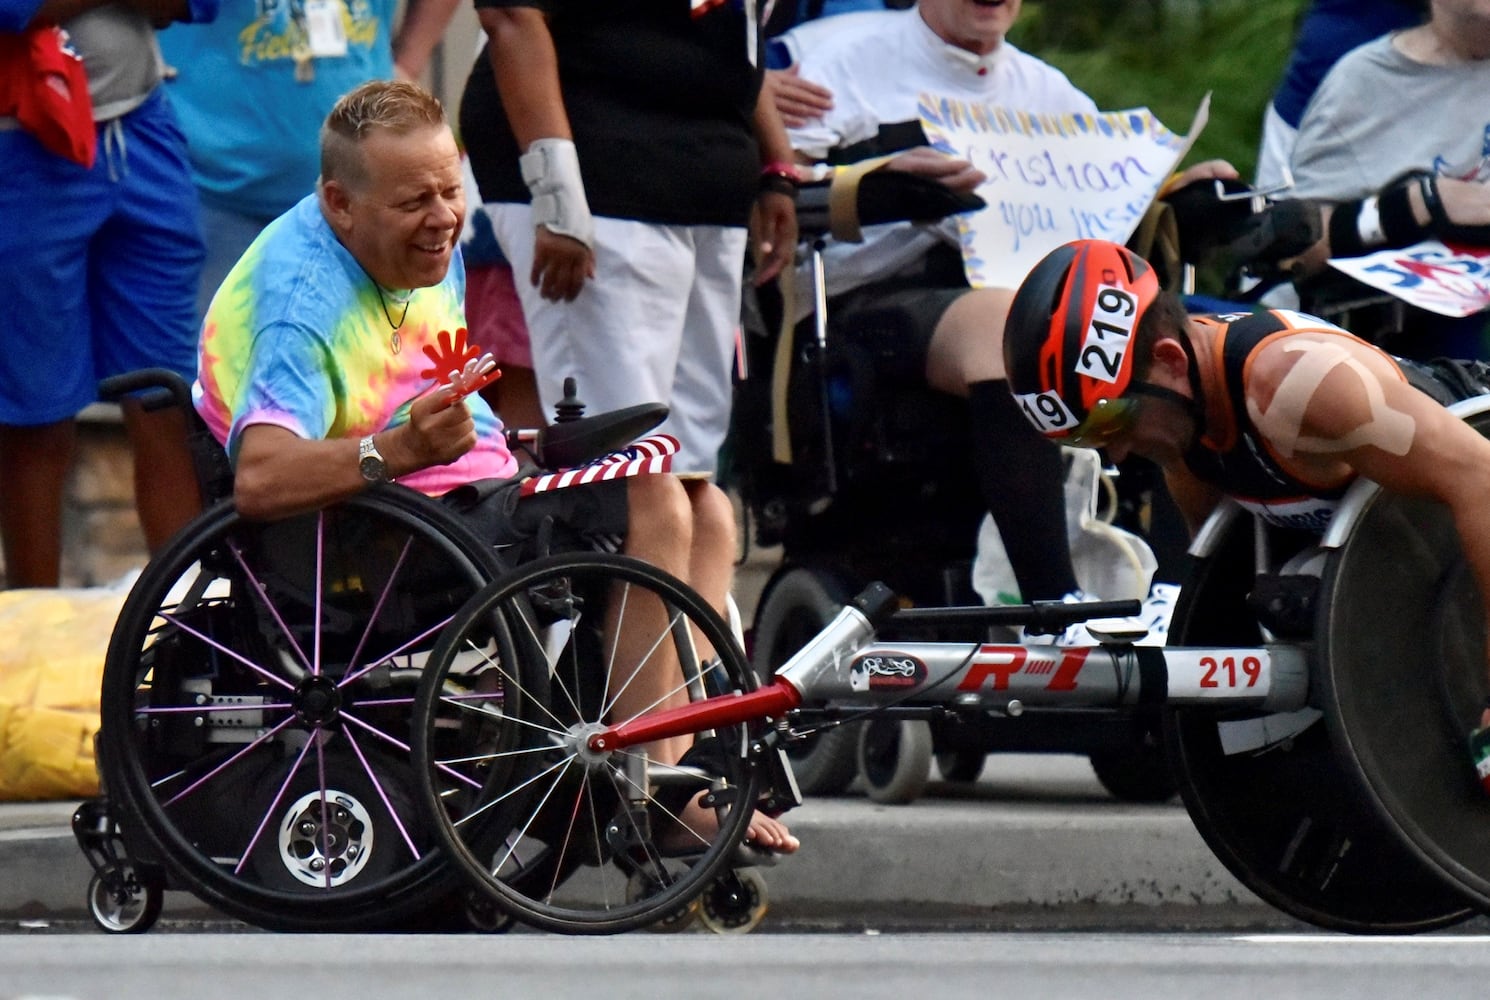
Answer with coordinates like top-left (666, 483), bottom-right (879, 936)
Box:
top-left (0, 88), bottom-right (204, 425)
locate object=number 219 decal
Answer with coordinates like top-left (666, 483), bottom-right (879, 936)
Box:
top-left (1075, 284), bottom-right (1136, 385)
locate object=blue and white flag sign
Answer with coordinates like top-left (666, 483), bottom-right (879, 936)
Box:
top-left (919, 94), bottom-right (1209, 290)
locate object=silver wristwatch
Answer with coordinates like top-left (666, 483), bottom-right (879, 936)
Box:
top-left (358, 435), bottom-right (390, 483)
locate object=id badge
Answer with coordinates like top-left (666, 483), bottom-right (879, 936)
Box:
top-left (304, 0), bottom-right (348, 58)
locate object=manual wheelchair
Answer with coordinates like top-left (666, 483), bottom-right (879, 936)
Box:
top-left (74, 369), bottom-right (706, 934)
top-left (409, 395), bottom-right (1490, 935)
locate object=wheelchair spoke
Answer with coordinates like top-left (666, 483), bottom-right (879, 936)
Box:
top-left (228, 539), bottom-right (312, 676)
top-left (156, 715), bottom-right (298, 806)
top-left (454, 752), bottom-right (572, 832)
top-left (342, 709), bottom-right (478, 789)
top-left (233, 732), bottom-right (318, 876)
top-left (342, 722), bottom-right (420, 861)
top-left (341, 532), bottom-right (413, 678)
top-left (336, 614), bottom-right (454, 689)
top-left (158, 610), bottom-right (296, 692)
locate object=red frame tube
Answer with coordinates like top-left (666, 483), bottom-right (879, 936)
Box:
top-left (587, 679), bottom-right (803, 752)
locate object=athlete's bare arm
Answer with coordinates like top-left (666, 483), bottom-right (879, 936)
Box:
top-left (1247, 333), bottom-right (1490, 715)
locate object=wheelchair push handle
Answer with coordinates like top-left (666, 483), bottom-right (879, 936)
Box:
top-left (98, 368), bottom-right (193, 413)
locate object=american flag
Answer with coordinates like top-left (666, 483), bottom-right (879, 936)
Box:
top-left (518, 434), bottom-right (680, 497)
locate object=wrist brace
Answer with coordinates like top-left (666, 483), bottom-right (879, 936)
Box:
top-left (1327, 173), bottom-right (1431, 258)
top-left (519, 138), bottom-right (595, 249)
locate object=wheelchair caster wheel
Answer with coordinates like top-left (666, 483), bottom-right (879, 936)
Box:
top-left (628, 872), bottom-right (699, 932)
top-left (463, 890), bottom-right (516, 934)
top-left (698, 867), bottom-right (768, 934)
top-left (88, 861), bottom-right (163, 934)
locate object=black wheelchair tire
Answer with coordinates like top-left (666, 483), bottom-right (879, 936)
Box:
top-left (97, 487), bottom-right (507, 932)
top-left (750, 566), bottom-right (861, 796)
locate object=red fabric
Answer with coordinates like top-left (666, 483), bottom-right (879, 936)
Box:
top-left (0, 25), bottom-right (95, 168)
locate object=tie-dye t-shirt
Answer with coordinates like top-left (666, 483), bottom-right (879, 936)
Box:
top-left (194, 195), bottom-right (518, 495)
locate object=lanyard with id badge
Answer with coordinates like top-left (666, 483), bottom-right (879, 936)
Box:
top-left (293, 0), bottom-right (349, 82)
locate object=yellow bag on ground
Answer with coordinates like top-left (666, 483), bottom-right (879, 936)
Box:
top-left (0, 582), bottom-right (130, 800)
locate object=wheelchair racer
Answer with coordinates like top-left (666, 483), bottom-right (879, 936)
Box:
top-left (1001, 238), bottom-right (1490, 790)
top-left (192, 80), bottom-right (798, 854)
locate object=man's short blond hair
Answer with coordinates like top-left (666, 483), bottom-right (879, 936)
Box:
top-left (320, 80), bottom-right (448, 192)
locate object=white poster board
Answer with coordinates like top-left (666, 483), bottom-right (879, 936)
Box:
top-left (918, 94), bottom-right (1209, 289)
top-left (1328, 241), bottom-right (1490, 317)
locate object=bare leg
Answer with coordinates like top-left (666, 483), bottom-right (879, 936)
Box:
top-left (0, 419), bottom-right (76, 588)
top-left (612, 473), bottom-right (696, 766)
top-left (677, 478), bottom-right (797, 852)
top-left (120, 399), bottom-right (201, 553)
top-left (924, 286), bottom-right (1015, 395)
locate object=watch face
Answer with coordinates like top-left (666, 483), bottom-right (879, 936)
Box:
top-left (360, 454), bottom-right (386, 482)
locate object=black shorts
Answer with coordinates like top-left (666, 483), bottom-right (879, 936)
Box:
top-left (825, 243), bottom-right (970, 380)
top-left (439, 471), bottom-right (630, 561)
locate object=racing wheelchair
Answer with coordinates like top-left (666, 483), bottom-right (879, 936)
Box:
top-left (74, 369), bottom-right (696, 934)
top-left (409, 395), bottom-right (1490, 935)
top-left (729, 169), bottom-right (1194, 803)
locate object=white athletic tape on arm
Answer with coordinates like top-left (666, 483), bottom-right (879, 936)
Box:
top-left (519, 137), bottom-right (595, 249)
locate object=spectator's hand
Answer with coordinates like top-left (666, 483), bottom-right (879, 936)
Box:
top-left (394, 387), bottom-right (478, 472)
top-left (531, 225), bottom-right (595, 303)
top-left (751, 190), bottom-right (798, 286)
top-left (885, 146), bottom-right (985, 193)
top-left (766, 66), bottom-right (834, 129)
top-left (1165, 159), bottom-right (1240, 193)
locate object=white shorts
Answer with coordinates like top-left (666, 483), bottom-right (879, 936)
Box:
top-left (491, 206), bottom-right (748, 476)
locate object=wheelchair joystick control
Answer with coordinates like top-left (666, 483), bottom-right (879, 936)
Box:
top-left (553, 377), bottom-right (586, 423)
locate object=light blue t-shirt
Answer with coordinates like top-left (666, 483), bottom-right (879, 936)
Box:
top-left (159, 0), bottom-right (400, 219)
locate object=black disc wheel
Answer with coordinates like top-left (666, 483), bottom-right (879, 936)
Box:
top-left (97, 487), bottom-right (508, 932)
top-left (1163, 509), bottom-right (1472, 933)
top-left (414, 552), bottom-right (764, 934)
top-left (750, 567), bottom-right (860, 795)
top-left (1316, 408), bottom-right (1490, 913)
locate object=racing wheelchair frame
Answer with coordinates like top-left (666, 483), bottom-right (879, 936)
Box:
top-left (731, 170), bottom-right (1191, 804)
top-left (408, 396), bottom-right (1490, 936)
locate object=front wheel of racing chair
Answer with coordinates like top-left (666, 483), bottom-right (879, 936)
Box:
top-left (413, 551), bottom-right (772, 935)
top-left (96, 485), bottom-right (517, 931)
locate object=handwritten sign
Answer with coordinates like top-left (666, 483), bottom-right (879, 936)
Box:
top-left (918, 95), bottom-right (1208, 289)
top-left (1328, 241), bottom-right (1490, 317)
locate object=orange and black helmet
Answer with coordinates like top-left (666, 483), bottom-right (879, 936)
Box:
top-left (1002, 240), bottom-right (1160, 446)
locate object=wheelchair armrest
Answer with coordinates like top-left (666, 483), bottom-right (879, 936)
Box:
top-left (98, 367), bottom-right (193, 413)
top-left (520, 402), bottom-right (670, 469)
top-left (797, 170), bottom-right (986, 242)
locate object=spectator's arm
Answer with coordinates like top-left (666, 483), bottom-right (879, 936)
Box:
top-left (750, 87), bottom-right (798, 284)
top-left (391, 0), bottom-right (461, 80)
top-left (480, 5), bottom-right (594, 302)
top-left (1293, 174), bottom-right (1490, 276)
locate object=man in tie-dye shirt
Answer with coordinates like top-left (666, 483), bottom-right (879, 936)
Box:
top-left (193, 80), bottom-right (799, 854)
